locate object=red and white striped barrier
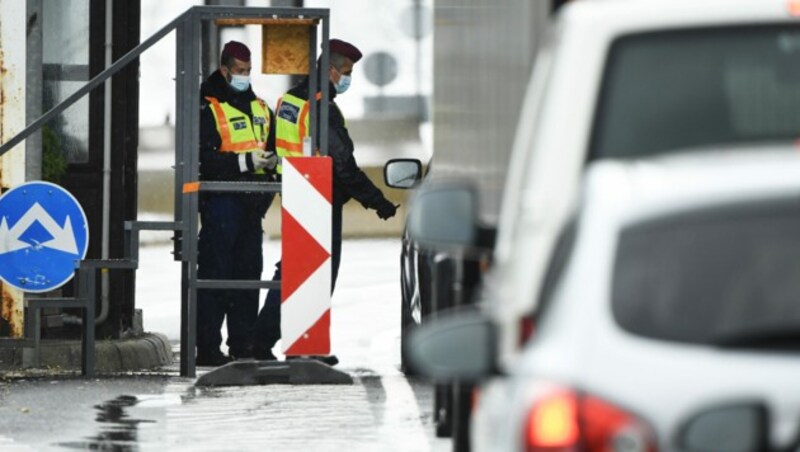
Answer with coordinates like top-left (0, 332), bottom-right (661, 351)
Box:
top-left (280, 156), bottom-right (332, 356)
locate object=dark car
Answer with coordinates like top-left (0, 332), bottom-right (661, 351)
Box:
top-left (385, 158), bottom-right (494, 448)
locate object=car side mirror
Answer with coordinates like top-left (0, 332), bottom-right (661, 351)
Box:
top-left (384, 158), bottom-right (423, 189)
top-left (406, 307), bottom-right (498, 382)
top-left (677, 403), bottom-right (768, 452)
top-left (408, 182), bottom-right (479, 248)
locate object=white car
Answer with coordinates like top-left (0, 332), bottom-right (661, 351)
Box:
top-left (489, 0), bottom-right (800, 370)
top-left (479, 150), bottom-right (800, 451)
top-left (406, 0), bottom-right (800, 450)
top-left (412, 149), bottom-right (800, 451)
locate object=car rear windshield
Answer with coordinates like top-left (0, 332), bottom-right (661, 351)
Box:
top-left (612, 199), bottom-right (800, 346)
top-left (591, 25), bottom-right (800, 160)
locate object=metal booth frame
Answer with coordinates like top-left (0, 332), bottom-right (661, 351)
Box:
top-left (0, 5), bottom-right (331, 378)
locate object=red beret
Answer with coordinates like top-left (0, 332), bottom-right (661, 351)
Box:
top-left (221, 40), bottom-right (251, 63)
top-left (329, 39), bottom-right (362, 63)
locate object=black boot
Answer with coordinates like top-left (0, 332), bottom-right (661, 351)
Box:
top-left (253, 345), bottom-right (277, 361)
top-left (196, 350), bottom-right (232, 367)
top-left (229, 345), bottom-right (254, 361)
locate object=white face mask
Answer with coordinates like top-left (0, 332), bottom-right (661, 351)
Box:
top-left (334, 74), bottom-right (351, 94)
top-left (230, 74), bottom-right (250, 92)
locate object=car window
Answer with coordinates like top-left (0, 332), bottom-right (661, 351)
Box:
top-left (611, 198), bottom-right (800, 346)
top-left (590, 25), bottom-right (800, 160)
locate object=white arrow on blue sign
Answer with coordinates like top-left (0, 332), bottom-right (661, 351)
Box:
top-left (0, 181), bottom-right (89, 292)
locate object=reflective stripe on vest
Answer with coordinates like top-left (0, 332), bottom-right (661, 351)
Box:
top-left (205, 96), bottom-right (270, 154)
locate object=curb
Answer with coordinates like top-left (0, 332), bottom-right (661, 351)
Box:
top-left (0, 332), bottom-right (173, 373)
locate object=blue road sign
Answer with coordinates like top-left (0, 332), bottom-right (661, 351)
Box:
top-left (0, 181), bottom-right (89, 293)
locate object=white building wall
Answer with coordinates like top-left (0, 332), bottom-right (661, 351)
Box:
top-left (0, 0), bottom-right (28, 337)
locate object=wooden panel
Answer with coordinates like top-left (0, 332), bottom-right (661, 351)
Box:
top-left (262, 24), bottom-right (310, 75)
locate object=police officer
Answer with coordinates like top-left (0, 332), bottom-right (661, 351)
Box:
top-left (197, 41), bottom-right (278, 366)
top-left (251, 39), bottom-right (397, 364)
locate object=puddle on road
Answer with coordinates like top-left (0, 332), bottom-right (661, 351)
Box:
top-left (46, 374), bottom-right (440, 451)
top-left (57, 394), bottom-right (157, 451)
top-left (50, 384), bottom-right (245, 451)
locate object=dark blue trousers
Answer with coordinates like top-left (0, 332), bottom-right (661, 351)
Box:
top-left (197, 195), bottom-right (269, 356)
top-left (253, 202), bottom-right (343, 349)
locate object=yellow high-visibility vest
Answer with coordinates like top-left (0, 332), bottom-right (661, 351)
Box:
top-left (205, 96), bottom-right (271, 174)
top-left (274, 92), bottom-right (341, 174)
top-left (274, 93), bottom-right (309, 174)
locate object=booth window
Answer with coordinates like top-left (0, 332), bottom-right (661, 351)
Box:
top-left (42, 0), bottom-right (91, 164)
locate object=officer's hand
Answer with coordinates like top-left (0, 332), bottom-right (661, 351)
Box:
top-left (252, 151), bottom-right (277, 171)
top-left (263, 151), bottom-right (278, 171)
top-left (376, 199), bottom-right (399, 220)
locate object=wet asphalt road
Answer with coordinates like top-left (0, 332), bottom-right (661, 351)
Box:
top-left (0, 372), bottom-right (445, 451)
top-left (0, 239), bottom-right (452, 451)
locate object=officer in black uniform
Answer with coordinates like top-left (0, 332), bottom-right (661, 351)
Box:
top-left (196, 41), bottom-right (277, 366)
top-left (251, 39), bottom-right (398, 364)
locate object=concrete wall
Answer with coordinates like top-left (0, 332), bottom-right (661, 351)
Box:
top-left (431, 1), bottom-right (551, 225)
top-left (139, 164), bottom-right (410, 238)
top-left (262, 166), bottom-right (409, 239)
top-left (137, 119), bottom-right (419, 238)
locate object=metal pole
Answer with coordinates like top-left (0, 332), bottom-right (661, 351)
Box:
top-left (200, 10), bottom-right (219, 79)
top-left (81, 268), bottom-right (96, 377)
top-left (98, 0), bottom-right (114, 326)
top-left (308, 25), bottom-right (318, 153)
top-left (25, 0), bottom-right (43, 181)
top-left (175, 17), bottom-right (194, 377)
top-left (173, 16), bottom-right (186, 262)
top-left (183, 10), bottom-right (203, 379)
top-left (413, 0), bottom-right (424, 120)
top-left (180, 261), bottom-right (190, 376)
top-left (319, 17), bottom-right (329, 156)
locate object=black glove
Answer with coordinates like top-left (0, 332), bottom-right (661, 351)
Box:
top-left (375, 198), bottom-right (399, 220)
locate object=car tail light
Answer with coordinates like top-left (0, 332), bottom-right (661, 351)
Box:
top-left (524, 386), bottom-right (657, 452)
top-left (789, 0), bottom-right (800, 16)
top-left (519, 316), bottom-right (536, 345)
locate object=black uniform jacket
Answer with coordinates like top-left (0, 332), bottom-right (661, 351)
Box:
top-left (199, 70), bottom-right (276, 213)
top-left (284, 77), bottom-right (387, 210)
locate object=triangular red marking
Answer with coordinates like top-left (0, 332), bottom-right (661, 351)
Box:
top-left (285, 310), bottom-right (330, 356)
top-left (286, 157), bottom-right (332, 204)
top-left (281, 208), bottom-right (330, 301)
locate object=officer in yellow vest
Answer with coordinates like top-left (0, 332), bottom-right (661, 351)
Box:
top-left (251, 39), bottom-right (398, 364)
top-left (196, 41), bottom-right (277, 366)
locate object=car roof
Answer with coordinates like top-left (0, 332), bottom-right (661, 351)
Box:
top-left (580, 147), bottom-right (800, 227)
top-left (564, 0), bottom-right (797, 33)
